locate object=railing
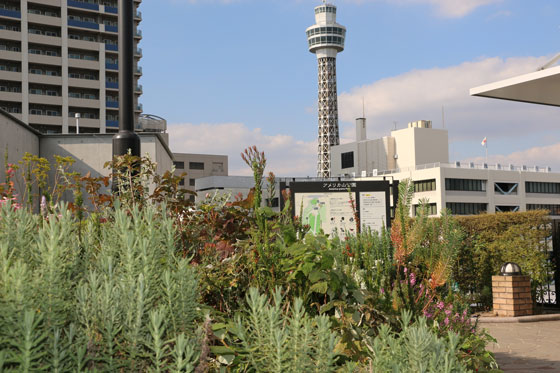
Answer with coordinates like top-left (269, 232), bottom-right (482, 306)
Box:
top-left (105, 81), bottom-right (118, 89)
top-left (371, 162), bottom-right (552, 177)
top-left (67, 0), bottom-right (99, 11)
top-left (0, 8), bottom-right (21, 19)
top-left (105, 6), bottom-right (117, 14)
top-left (106, 120), bottom-right (118, 128)
top-left (135, 11), bottom-right (142, 19)
top-left (106, 101), bottom-right (118, 108)
top-left (68, 18), bottom-right (99, 30)
top-left (134, 48), bottom-right (142, 56)
top-left (135, 29), bottom-right (142, 38)
top-left (105, 43), bottom-right (118, 51)
top-left (135, 103), bottom-right (143, 111)
top-left (105, 25), bottom-right (118, 33)
top-left (105, 62), bottom-right (118, 70)
top-left (135, 66), bottom-right (142, 74)
top-left (136, 114), bottom-right (167, 133)
top-left (536, 219), bottom-right (559, 308)
top-left (135, 84), bottom-right (142, 93)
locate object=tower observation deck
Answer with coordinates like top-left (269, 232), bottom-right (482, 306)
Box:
top-left (306, 2), bottom-right (346, 178)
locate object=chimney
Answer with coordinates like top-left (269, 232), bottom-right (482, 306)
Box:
top-left (356, 118), bottom-right (367, 141)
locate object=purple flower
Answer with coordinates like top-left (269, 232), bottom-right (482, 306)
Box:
top-left (423, 310), bottom-right (433, 319)
top-left (436, 301), bottom-right (445, 310)
top-left (380, 287), bottom-right (385, 295)
top-left (444, 317), bottom-right (450, 326)
top-left (445, 309), bottom-right (452, 316)
top-left (409, 272), bottom-right (416, 286)
top-left (404, 267), bottom-right (408, 274)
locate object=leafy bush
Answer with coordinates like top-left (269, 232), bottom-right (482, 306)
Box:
top-left (453, 210), bottom-right (551, 308)
top-left (0, 202), bottom-right (201, 371)
top-left (365, 310), bottom-right (468, 373)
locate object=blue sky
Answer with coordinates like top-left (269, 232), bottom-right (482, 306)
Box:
top-left (138, 0), bottom-right (560, 176)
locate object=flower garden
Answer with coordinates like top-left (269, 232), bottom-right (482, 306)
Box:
top-left (0, 147), bottom-right (553, 372)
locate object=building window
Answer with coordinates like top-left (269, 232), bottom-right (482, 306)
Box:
top-left (445, 178), bottom-right (486, 192)
top-left (494, 182), bottom-right (518, 195)
top-left (189, 162), bottom-right (204, 170)
top-left (495, 205), bottom-right (519, 213)
top-left (414, 179), bottom-right (436, 193)
top-left (341, 151), bottom-right (354, 169)
top-left (413, 203), bottom-right (437, 216)
top-left (527, 204), bottom-right (560, 215)
top-left (446, 202), bottom-right (487, 215)
top-left (178, 179), bottom-right (185, 186)
top-left (189, 178), bottom-right (195, 186)
top-left (525, 181), bottom-right (560, 194)
top-left (173, 161), bottom-right (184, 169)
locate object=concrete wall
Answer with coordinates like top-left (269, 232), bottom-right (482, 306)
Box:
top-left (39, 133), bottom-right (174, 202)
top-left (391, 127), bottom-right (448, 170)
top-left (173, 153), bottom-right (228, 199)
top-left (0, 110), bottom-right (40, 196)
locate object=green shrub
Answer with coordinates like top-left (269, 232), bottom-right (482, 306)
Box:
top-left (365, 310), bottom-right (467, 373)
top-left (453, 210), bottom-right (551, 308)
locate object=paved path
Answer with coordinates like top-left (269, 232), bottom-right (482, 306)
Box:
top-left (481, 320), bottom-right (560, 372)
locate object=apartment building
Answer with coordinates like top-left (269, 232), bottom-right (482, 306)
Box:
top-left (0, 0), bottom-right (142, 134)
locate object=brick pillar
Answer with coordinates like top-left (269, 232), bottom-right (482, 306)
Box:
top-left (492, 275), bottom-right (533, 317)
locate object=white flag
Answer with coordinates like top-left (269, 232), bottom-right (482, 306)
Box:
top-left (481, 137), bottom-right (487, 146)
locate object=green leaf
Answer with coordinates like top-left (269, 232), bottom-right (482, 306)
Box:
top-left (217, 354), bottom-right (235, 366)
top-left (309, 269), bottom-right (327, 283)
top-left (210, 346), bottom-right (234, 355)
top-left (309, 281), bottom-right (328, 294)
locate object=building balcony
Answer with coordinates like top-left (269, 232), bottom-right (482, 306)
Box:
top-left (135, 11), bottom-right (142, 20)
top-left (71, 117), bottom-right (100, 128)
top-left (68, 77), bottom-right (98, 89)
top-left (134, 48), bottom-right (142, 57)
top-left (105, 81), bottom-right (118, 89)
top-left (1, 50), bottom-right (22, 62)
top-left (68, 18), bottom-right (99, 30)
top-left (28, 114), bottom-right (62, 126)
top-left (28, 33), bottom-right (62, 47)
top-left (106, 120), bottom-right (118, 128)
top-left (105, 6), bottom-right (118, 14)
top-left (106, 100), bottom-right (118, 108)
top-left (134, 66), bottom-right (142, 75)
top-left (68, 58), bottom-right (99, 70)
top-left (135, 84), bottom-right (143, 93)
top-left (105, 62), bottom-right (118, 70)
top-left (105, 25), bottom-right (118, 33)
top-left (105, 43), bottom-right (118, 52)
top-left (134, 29), bottom-right (142, 39)
top-left (0, 91), bottom-right (22, 102)
top-left (68, 97), bottom-right (99, 108)
top-left (0, 8), bottom-right (21, 19)
top-left (135, 103), bottom-right (143, 112)
top-left (29, 74), bottom-right (62, 86)
top-left (29, 94), bottom-right (63, 106)
top-left (29, 54), bottom-right (62, 65)
top-left (27, 13), bottom-right (61, 27)
top-left (68, 38), bottom-right (99, 51)
top-left (0, 70), bottom-right (22, 82)
top-left (67, 0), bottom-right (99, 12)
top-left (0, 29), bottom-right (21, 41)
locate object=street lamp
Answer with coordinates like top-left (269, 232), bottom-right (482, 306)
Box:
top-left (112, 0), bottom-right (140, 159)
top-left (75, 113), bottom-right (80, 134)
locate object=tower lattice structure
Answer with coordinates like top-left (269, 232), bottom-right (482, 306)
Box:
top-left (306, 2), bottom-right (346, 178)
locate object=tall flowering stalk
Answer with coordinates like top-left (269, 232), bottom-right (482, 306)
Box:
top-left (241, 146), bottom-right (266, 211)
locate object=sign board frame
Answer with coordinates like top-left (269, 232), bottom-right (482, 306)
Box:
top-left (280, 180), bottom-right (393, 235)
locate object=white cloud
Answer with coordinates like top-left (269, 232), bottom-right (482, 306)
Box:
top-left (465, 142), bottom-right (560, 171)
top-left (338, 55), bottom-right (560, 156)
top-left (167, 122), bottom-right (316, 176)
top-left (343, 0), bottom-right (502, 18)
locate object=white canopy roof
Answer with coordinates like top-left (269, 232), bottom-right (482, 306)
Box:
top-left (470, 65), bottom-right (560, 107)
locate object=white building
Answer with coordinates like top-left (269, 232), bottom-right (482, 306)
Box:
top-left (331, 119), bottom-right (560, 216)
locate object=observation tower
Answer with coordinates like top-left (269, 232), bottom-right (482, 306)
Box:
top-left (306, 1), bottom-right (346, 178)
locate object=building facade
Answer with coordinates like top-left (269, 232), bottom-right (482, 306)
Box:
top-left (331, 118), bottom-right (560, 216)
top-left (0, 0), bottom-right (142, 134)
top-left (172, 153), bottom-right (228, 201)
